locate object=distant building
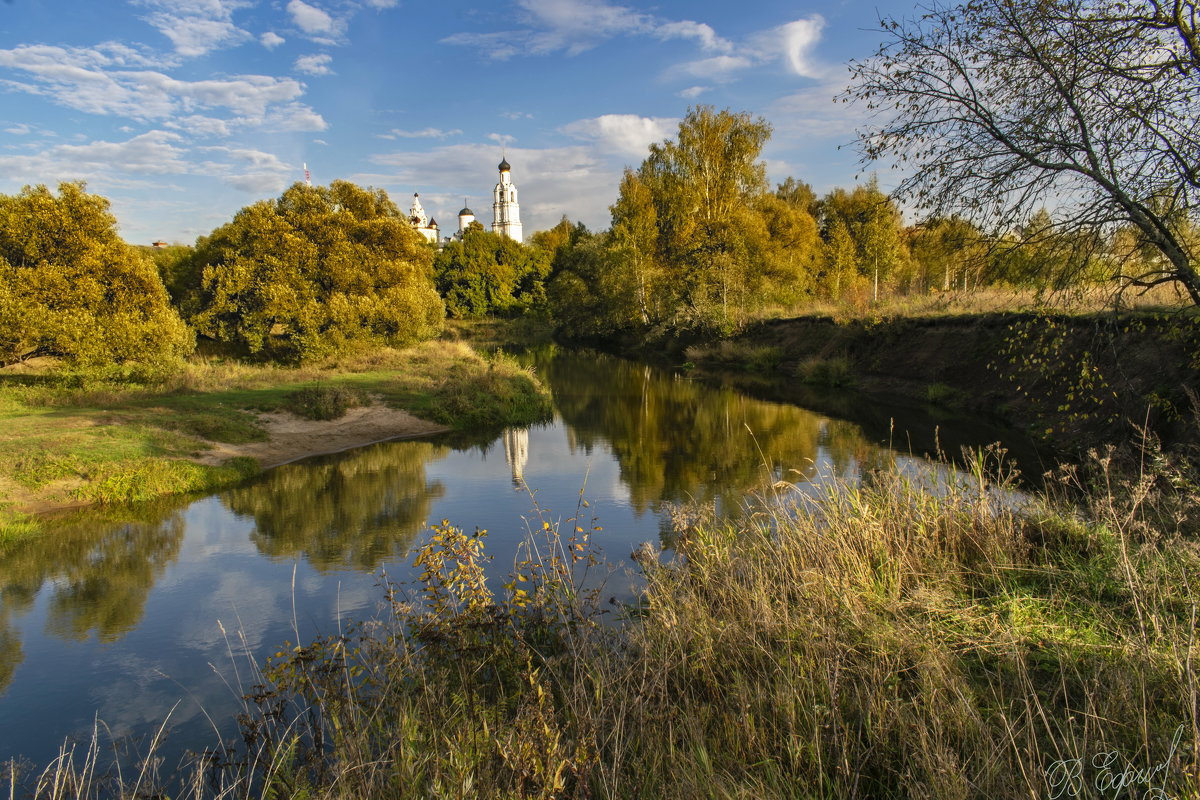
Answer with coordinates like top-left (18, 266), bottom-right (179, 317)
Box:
top-left (408, 193), bottom-right (440, 243)
top-left (456, 203), bottom-right (476, 240)
top-left (151, 240), bottom-right (168, 248)
top-left (409, 158), bottom-right (524, 245)
top-left (492, 158), bottom-right (523, 242)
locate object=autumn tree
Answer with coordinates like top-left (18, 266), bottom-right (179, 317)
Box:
top-left (641, 107), bottom-right (773, 329)
top-left (908, 216), bottom-right (986, 292)
top-left (433, 228), bottom-right (550, 318)
top-left (189, 181), bottom-right (443, 361)
top-left (815, 179), bottom-right (910, 298)
top-left (0, 183), bottom-right (193, 371)
top-left (846, 0), bottom-right (1200, 304)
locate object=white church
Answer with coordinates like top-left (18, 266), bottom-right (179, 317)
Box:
top-left (407, 158), bottom-right (524, 245)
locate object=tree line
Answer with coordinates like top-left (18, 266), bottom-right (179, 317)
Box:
top-left (6, 0), bottom-right (1198, 376)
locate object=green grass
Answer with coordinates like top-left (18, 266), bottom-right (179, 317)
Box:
top-left (0, 339), bottom-right (552, 520)
top-left (20, 448), bottom-right (1199, 799)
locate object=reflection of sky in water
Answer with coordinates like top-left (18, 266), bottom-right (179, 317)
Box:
top-left (0, 351), bottom-right (1038, 769)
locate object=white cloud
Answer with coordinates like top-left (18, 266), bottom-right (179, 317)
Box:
top-left (295, 53), bottom-right (334, 75)
top-left (287, 0), bottom-right (345, 40)
top-left (165, 114), bottom-right (232, 137)
top-left (225, 173), bottom-right (291, 193)
top-left (363, 0), bottom-right (398, 7)
top-left (137, 0), bottom-right (251, 57)
top-left (443, 0), bottom-right (731, 59)
top-left (677, 85), bottom-right (708, 99)
top-left (0, 45), bottom-right (320, 130)
top-left (265, 102), bottom-right (328, 131)
top-left (382, 127), bottom-right (463, 139)
top-left (205, 146), bottom-right (290, 171)
top-left (561, 114), bottom-right (677, 159)
top-left (260, 31), bottom-right (286, 49)
top-left (501, 111), bottom-right (534, 120)
top-left (0, 130), bottom-right (193, 184)
top-left (148, 15), bottom-right (249, 56)
top-left (5, 123), bottom-right (32, 135)
top-left (654, 20), bottom-right (728, 52)
top-left (755, 17), bottom-right (826, 79)
top-left (669, 54), bottom-right (753, 82)
top-left (443, 8), bottom-right (827, 88)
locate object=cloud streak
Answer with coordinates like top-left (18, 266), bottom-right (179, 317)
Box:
top-left (442, 0), bottom-right (732, 60)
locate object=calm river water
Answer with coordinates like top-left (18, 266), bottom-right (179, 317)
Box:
top-left (0, 348), bottom-right (1040, 768)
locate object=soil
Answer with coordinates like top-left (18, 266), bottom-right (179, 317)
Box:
top-left (195, 402), bottom-right (449, 468)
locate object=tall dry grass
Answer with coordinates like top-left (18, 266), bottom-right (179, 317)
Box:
top-left (9, 449), bottom-right (1199, 798)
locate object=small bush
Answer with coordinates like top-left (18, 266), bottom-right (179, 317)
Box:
top-left (795, 356), bottom-right (854, 387)
top-left (284, 385), bottom-right (365, 421)
top-left (925, 381), bottom-right (964, 407)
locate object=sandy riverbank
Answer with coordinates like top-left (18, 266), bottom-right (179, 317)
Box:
top-left (194, 402), bottom-right (450, 469)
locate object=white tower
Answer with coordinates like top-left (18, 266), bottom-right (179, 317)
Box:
top-left (492, 158), bottom-right (523, 242)
top-left (457, 202), bottom-right (476, 238)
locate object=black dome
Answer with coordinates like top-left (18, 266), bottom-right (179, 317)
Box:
top-left (458, 207), bottom-right (474, 216)
top-left (498, 158), bottom-right (511, 172)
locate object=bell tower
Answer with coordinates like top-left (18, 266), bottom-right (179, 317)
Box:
top-left (491, 158), bottom-right (523, 242)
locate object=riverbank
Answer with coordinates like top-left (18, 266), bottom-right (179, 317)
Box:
top-left (19, 449), bottom-right (1199, 798)
top-left (0, 339), bottom-right (552, 542)
top-left (676, 309), bottom-right (1200, 452)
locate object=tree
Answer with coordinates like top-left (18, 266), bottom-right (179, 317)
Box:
top-left (0, 183), bottom-right (193, 371)
top-left (642, 107), bottom-right (773, 329)
top-left (816, 179), bottom-right (910, 298)
top-left (846, 0), bottom-right (1200, 304)
top-left (190, 181), bottom-right (443, 361)
top-left (433, 228), bottom-right (550, 318)
top-left (909, 216), bottom-right (986, 291)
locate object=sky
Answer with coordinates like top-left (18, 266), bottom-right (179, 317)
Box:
top-left (0, 0), bottom-right (917, 244)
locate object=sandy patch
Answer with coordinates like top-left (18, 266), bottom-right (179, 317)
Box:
top-left (196, 403), bottom-right (449, 468)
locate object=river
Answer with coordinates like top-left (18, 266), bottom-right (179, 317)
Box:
top-left (0, 347), bottom-right (1040, 770)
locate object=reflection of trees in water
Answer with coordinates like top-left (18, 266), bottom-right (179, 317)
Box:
top-left (539, 352), bottom-right (879, 514)
top-left (224, 441), bottom-right (447, 572)
top-left (0, 506), bottom-right (187, 691)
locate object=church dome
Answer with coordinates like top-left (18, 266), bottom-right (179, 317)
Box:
top-left (498, 158), bottom-right (511, 172)
top-left (459, 207), bottom-right (474, 216)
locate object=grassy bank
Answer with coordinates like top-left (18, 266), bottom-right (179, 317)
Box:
top-left (0, 340), bottom-right (552, 542)
top-left (681, 307), bottom-right (1200, 453)
top-left (15, 449), bottom-right (1200, 799)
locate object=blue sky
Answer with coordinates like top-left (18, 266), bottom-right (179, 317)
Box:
top-left (0, 0), bottom-right (914, 244)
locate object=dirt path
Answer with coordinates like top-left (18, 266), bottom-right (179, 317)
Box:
top-left (195, 403), bottom-right (450, 468)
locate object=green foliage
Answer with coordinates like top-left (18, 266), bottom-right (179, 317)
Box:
top-left (0, 183), bottom-right (194, 372)
top-left (551, 107), bottom-right (827, 337)
top-left (283, 384), bottom-right (365, 420)
top-left (189, 180), bottom-right (444, 362)
top-left (434, 228), bottom-right (551, 318)
top-left (815, 177), bottom-right (911, 299)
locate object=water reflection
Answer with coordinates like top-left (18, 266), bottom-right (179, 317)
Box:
top-left (0, 348), bottom-right (1037, 754)
top-left (0, 508), bottom-right (186, 691)
top-left (537, 350), bottom-right (884, 514)
top-left (224, 440), bottom-right (449, 571)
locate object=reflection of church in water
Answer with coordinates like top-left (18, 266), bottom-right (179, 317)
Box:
top-left (502, 427), bottom-right (529, 487)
